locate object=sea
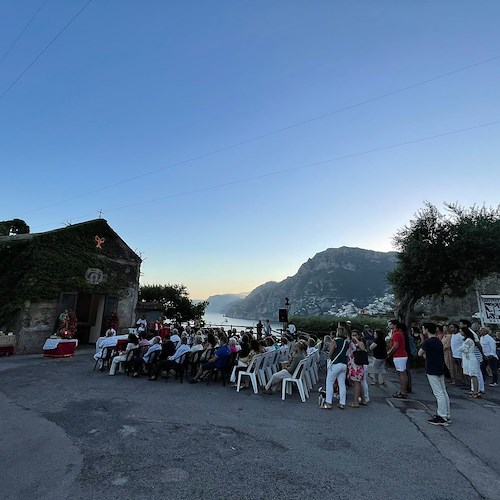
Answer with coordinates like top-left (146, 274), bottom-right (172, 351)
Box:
top-left (202, 312), bottom-right (282, 331)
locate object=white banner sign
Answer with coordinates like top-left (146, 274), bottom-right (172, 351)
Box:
top-left (480, 295), bottom-right (500, 325)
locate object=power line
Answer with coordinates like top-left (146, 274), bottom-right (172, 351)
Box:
top-left (30, 119), bottom-right (499, 231)
top-left (19, 53), bottom-right (500, 217)
top-left (0, 0), bottom-right (49, 67)
top-left (0, 0), bottom-right (92, 102)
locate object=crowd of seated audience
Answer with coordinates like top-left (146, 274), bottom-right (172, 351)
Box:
top-left (96, 323), bottom-right (319, 392)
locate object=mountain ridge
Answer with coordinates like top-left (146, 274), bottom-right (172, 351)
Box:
top-left (225, 246), bottom-right (397, 320)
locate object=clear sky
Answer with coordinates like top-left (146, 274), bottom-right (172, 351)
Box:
top-left (1, 1), bottom-right (499, 300)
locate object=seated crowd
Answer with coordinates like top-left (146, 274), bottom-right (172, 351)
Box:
top-left (93, 318), bottom-right (499, 415)
top-left (93, 323), bottom-right (319, 395)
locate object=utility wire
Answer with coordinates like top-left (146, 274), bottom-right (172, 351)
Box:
top-left (0, 0), bottom-right (92, 102)
top-left (30, 120), bottom-right (499, 231)
top-left (20, 54), bottom-right (500, 217)
top-left (0, 0), bottom-right (49, 67)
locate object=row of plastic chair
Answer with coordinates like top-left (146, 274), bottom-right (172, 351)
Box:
top-left (236, 348), bottom-right (319, 402)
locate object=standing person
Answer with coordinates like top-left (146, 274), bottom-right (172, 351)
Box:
top-left (460, 319), bottom-right (485, 394)
top-left (419, 323), bottom-right (451, 426)
top-left (479, 327), bottom-right (498, 387)
top-left (264, 319), bottom-right (271, 337)
top-left (136, 315), bottom-right (148, 334)
top-left (399, 323), bottom-right (413, 393)
top-left (363, 324), bottom-right (374, 346)
top-left (441, 325), bottom-right (457, 384)
top-left (436, 324), bottom-right (451, 379)
top-left (369, 329), bottom-right (387, 385)
top-left (288, 322), bottom-right (297, 339)
top-left (459, 327), bottom-right (481, 398)
top-left (386, 319), bottom-right (408, 398)
top-left (347, 333), bottom-right (368, 407)
top-left (320, 327), bottom-right (349, 410)
top-left (256, 320), bottom-right (263, 340)
top-left (449, 323), bottom-right (465, 386)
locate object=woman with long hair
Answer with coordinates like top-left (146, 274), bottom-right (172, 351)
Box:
top-left (320, 327), bottom-right (349, 410)
top-left (348, 332), bottom-right (368, 407)
top-left (459, 327), bottom-right (481, 398)
top-left (369, 329), bottom-right (387, 385)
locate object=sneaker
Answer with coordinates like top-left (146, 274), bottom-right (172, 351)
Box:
top-left (489, 383), bottom-right (498, 387)
top-left (428, 416), bottom-right (449, 426)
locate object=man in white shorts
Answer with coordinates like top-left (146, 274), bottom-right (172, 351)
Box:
top-left (386, 319), bottom-right (409, 398)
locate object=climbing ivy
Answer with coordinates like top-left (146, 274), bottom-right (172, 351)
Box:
top-left (0, 220), bottom-right (140, 326)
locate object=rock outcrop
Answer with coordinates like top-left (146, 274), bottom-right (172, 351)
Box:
top-left (225, 247), bottom-right (397, 320)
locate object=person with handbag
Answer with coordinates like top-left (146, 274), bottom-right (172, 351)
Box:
top-left (320, 327), bottom-right (350, 409)
top-left (348, 333), bottom-right (369, 407)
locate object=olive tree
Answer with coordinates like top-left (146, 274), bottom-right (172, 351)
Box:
top-left (139, 284), bottom-right (207, 320)
top-left (388, 202), bottom-right (500, 325)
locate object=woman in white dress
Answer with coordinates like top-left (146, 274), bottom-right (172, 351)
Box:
top-left (109, 334), bottom-right (138, 375)
top-left (459, 328), bottom-right (481, 398)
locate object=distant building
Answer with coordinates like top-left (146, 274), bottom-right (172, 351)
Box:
top-left (0, 219), bottom-right (141, 353)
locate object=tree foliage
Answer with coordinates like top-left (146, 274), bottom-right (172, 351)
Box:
top-left (139, 283), bottom-right (207, 320)
top-left (388, 202), bottom-right (500, 323)
top-left (0, 218), bottom-right (30, 236)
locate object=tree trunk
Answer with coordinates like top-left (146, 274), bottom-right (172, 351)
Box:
top-left (396, 294), bottom-right (417, 330)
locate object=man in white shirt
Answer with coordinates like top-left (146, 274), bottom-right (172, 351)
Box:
top-left (136, 316), bottom-right (148, 333)
top-left (449, 323), bottom-right (465, 386)
top-left (94, 329), bottom-right (117, 369)
top-left (480, 327), bottom-right (498, 386)
top-left (170, 328), bottom-right (181, 347)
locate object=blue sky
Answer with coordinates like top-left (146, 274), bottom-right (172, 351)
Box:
top-left (1, 1), bottom-right (499, 299)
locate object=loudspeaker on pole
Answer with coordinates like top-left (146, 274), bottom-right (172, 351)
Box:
top-left (278, 308), bottom-right (288, 323)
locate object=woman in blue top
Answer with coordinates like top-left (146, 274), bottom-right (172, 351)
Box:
top-left (320, 327), bottom-right (349, 409)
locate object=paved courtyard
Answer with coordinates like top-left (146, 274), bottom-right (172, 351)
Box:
top-left (1, 349), bottom-right (499, 500)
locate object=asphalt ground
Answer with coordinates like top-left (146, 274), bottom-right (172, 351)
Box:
top-left (1, 349), bottom-right (499, 500)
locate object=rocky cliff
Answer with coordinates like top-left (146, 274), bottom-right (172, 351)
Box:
top-left (225, 247), bottom-right (397, 320)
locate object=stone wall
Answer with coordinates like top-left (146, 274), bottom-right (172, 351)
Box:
top-left (117, 286), bottom-right (139, 328)
top-left (16, 300), bottom-right (58, 354)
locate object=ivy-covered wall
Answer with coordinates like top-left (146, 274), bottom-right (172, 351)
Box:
top-left (0, 219), bottom-right (141, 329)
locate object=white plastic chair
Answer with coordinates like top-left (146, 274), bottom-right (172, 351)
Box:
top-left (236, 354), bottom-right (262, 394)
top-left (265, 350), bottom-right (280, 381)
top-left (281, 358), bottom-right (308, 402)
top-left (307, 348), bottom-right (320, 385)
top-left (302, 355), bottom-right (315, 392)
top-left (258, 351), bottom-right (273, 386)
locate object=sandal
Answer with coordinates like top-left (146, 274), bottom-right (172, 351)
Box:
top-left (393, 392), bottom-right (407, 399)
top-left (337, 404), bottom-right (345, 410)
top-left (348, 403), bottom-right (360, 408)
top-left (320, 404), bottom-right (332, 410)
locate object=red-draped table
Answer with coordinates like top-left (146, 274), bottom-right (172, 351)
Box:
top-left (42, 338), bottom-right (78, 358)
top-left (0, 335), bottom-right (15, 355)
